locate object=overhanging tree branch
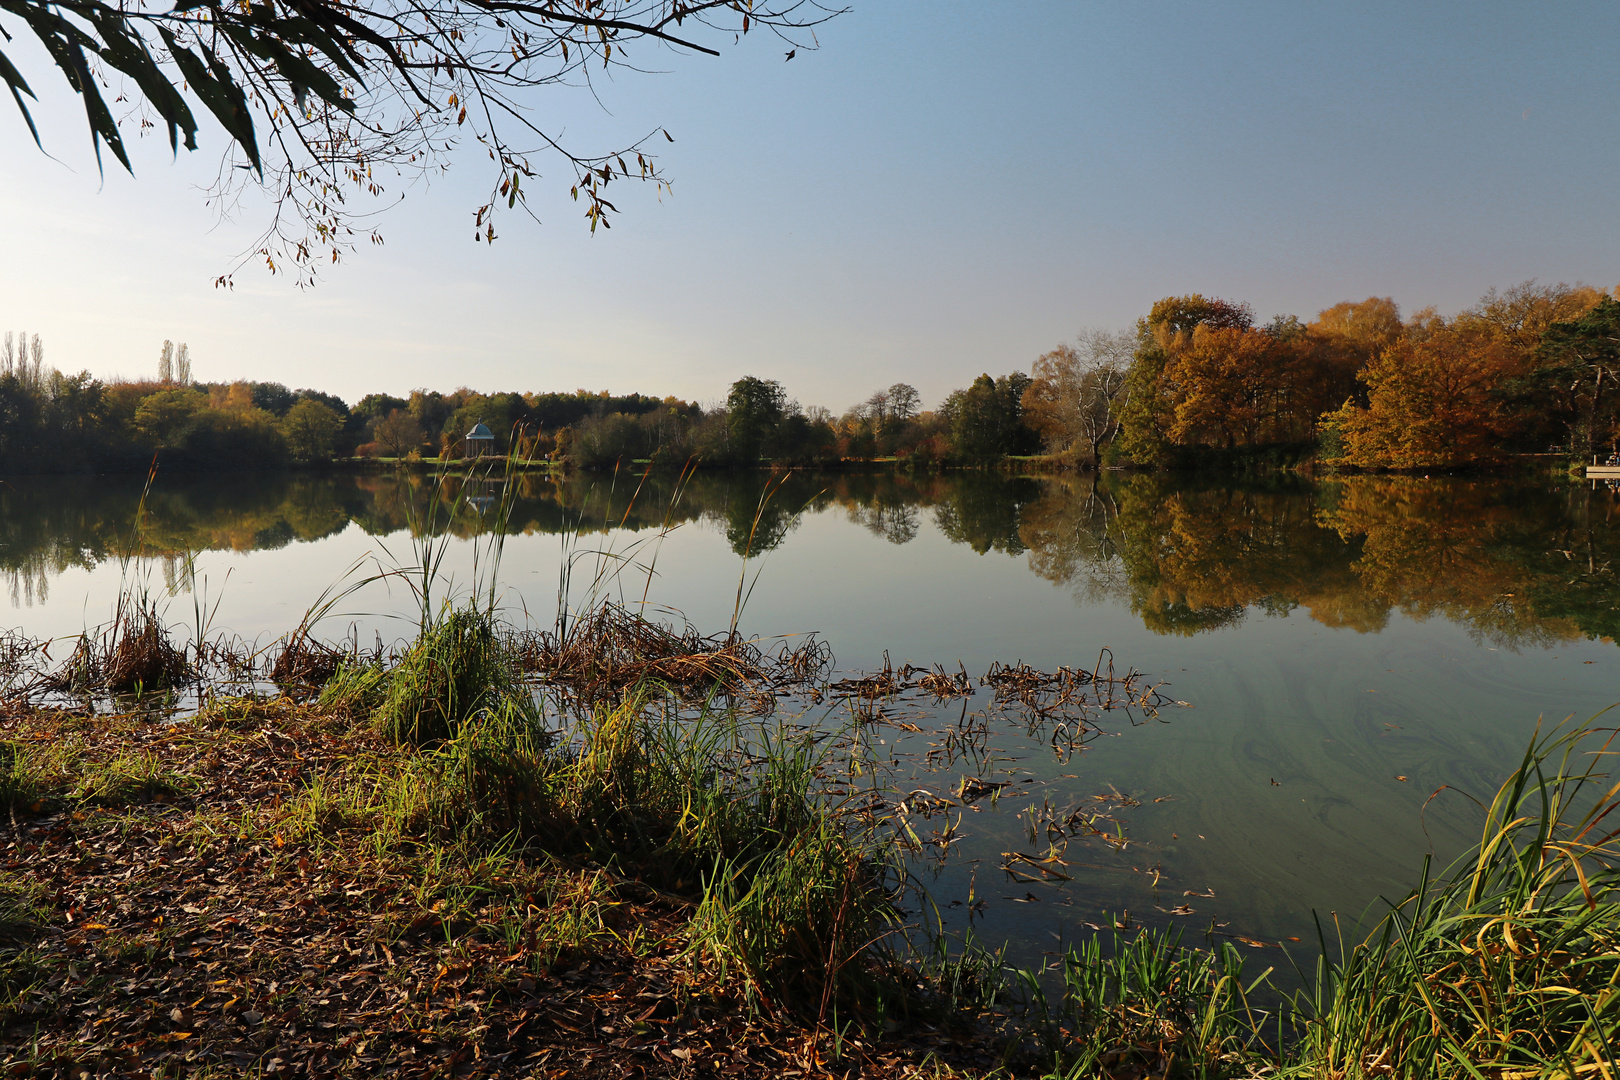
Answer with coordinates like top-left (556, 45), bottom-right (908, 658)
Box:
top-left (0, 0), bottom-right (844, 284)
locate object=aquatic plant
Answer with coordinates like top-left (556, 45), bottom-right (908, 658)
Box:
top-left (1013, 928), bottom-right (1277, 1079)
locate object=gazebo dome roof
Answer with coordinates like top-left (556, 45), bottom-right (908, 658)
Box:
top-left (466, 422), bottom-right (494, 440)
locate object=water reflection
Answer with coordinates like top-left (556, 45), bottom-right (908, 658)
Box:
top-left (3, 470), bottom-right (1617, 648)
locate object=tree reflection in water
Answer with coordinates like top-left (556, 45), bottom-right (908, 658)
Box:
top-left (2, 469), bottom-right (1616, 647)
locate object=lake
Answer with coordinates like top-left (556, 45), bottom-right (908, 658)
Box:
top-left (3, 467), bottom-right (1618, 970)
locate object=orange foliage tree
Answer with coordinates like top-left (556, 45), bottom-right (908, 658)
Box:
top-left (1323, 319), bottom-right (1525, 468)
top-left (1160, 324), bottom-right (1308, 448)
top-left (1306, 297), bottom-right (1403, 408)
top-left (1116, 295), bottom-right (1255, 462)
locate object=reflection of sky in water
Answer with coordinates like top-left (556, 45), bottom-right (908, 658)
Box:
top-left (3, 472), bottom-right (1619, 970)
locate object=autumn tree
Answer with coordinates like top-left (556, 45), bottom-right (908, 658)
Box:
top-left (1116, 295), bottom-right (1323, 456)
top-left (1115, 295), bottom-right (1254, 464)
top-left (1465, 280), bottom-right (1605, 350)
top-left (1323, 317), bottom-right (1525, 468)
top-left (1158, 324), bottom-right (1299, 449)
top-left (1022, 343), bottom-right (1084, 453)
top-left (1306, 297), bottom-right (1402, 409)
top-left (211, 381), bottom-right (257, 411)
top-left (373, 409), bottom-right (426, 458)
top-left (1021, 329), bottom-right (1134, 463)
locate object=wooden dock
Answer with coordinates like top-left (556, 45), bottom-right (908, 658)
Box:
top-left (1586, 465), bottom-right (1620, 479)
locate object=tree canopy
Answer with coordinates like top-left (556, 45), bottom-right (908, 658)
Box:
top-left (1, 0), bottom-right (838, 282)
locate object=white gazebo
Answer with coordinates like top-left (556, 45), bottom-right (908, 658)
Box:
top-left (465, 421), bottom-right (495, 459)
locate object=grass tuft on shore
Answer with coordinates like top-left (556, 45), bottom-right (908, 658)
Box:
top-left (287, 628), bottom-right (897, 1020)
top-left (372, 605), bottom-right (541, 747)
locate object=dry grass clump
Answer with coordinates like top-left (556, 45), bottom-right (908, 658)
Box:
top-left (269, 630), bottom-right (347, 695)
top-left (916, 663), bottom-right (974, 699)
top-left (42, 601), bottom-right (192, 696)
top-left (103, 609), bottom-right (190, 693)
top-left (512, 602), bottom-right (830, 707)
top-left (0, 632), bottom-right (45, 701)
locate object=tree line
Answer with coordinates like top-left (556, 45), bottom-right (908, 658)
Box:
top-left (4, 279), bottom-right (1614, 474)
top-left (1029, 282), bottom-right (1620, 470)
top-left (0, 338), bottom-right (1048, 472)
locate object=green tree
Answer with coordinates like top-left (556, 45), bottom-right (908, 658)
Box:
top-left (174, 407), bottom-right (289, 468)
top-left (944, 373), bottom-right (1036, 462)
top-left (725, 376), bottom-right (787, 463)
top-left (1533, 296), bottom-right (1620, 456)
top-left (251, 382), bottom-right (298, 417)
top-left (945, 375), bottom-right (1005, 461)
top-left (353, 394), bottom-right (408, 428)
top-left (281, 399), bottom-right (345, 463)
top-left (133, 387), bottom-right (206, 445)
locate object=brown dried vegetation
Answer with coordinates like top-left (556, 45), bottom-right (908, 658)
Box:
top-left (512, 602), bottom-right (832, 708)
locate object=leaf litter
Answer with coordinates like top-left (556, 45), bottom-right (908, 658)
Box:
top-left (0, 698), bottom-right (1002, 1078)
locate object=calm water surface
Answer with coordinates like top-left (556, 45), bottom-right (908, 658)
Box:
top-left (4, 469), bottom-right (1618, 968)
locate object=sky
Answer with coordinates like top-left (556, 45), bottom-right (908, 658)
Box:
top-left (1, 0), bottom-right (1618, 413)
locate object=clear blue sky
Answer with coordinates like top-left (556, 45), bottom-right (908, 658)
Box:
top-left (1, 1), bottom-right (1616, 413)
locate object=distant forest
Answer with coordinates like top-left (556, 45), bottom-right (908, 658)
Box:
top-left (2, 279), bottom-right (1616, 474)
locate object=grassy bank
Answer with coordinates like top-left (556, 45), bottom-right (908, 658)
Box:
top-left (1, 601), bottom-right (1617, 1077)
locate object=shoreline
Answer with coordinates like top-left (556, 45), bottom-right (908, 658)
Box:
top-left (1, 596), bottom-right (1615, 1077)
top-left (0, 449), bottom-right (1593, 481)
